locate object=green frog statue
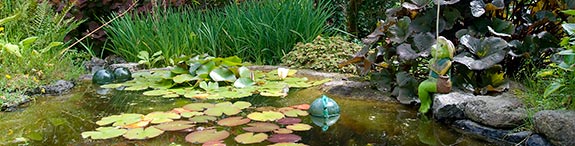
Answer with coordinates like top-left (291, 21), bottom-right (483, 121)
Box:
top-left (418, 36), bottom-right (455, 114)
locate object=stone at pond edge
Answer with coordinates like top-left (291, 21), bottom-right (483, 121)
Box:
top-left (113, 67), bottom-right (132, 82)
top-left (526, 134), bottom-right (552, 146)
top-left (432, 92), bottom-right (475, 122)
top-left (534, 110), bottom-right (575, 146)
top-left (462, 93), bottom-right (526, 128)
top-left (452, 120), bottom-right (540, 145)
top-left (319, 80), bottom-right (395, 102)
top-left (92, 69), bottom-right (115, 85)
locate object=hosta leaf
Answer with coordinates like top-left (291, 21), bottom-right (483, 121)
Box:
top-left (96, 114), bottom-right (144, 126)
top-left (267, 134), bottom-right (302, 143)
top-left (389, 17), bottom-right (412, 43)
top-left (81, 127), bottom-right (127, 140)
top-left (247, 111), bottom-right (285, 122)
top-left (234, 132), bottom-right (268, 144)
top-left (286, 124), bottom-right (312, 131)
top-left (173, 74), bottom-right (195, 83)
top-left (145, 112), bottom-right (181, 124)
top-left (154, 120), bottom-right (195, 131)
top-left (185, 129), bottom-right (230, 144)
top-left (183, 103), bottom-right (214, 111)
top-left (189, 115), bottom-right (217, 123)
top-left (122, 127), bottom-right (164, 140)
top-left (210, 67), bottom-right (237, 82)
top-left (217, 116), bottom-right (251, 127)
top-left (242, 122), bottom-right (280, 132)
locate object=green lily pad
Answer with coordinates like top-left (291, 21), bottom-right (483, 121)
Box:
top-left (268, 143), bottom-right (308, 146)
top-left (124, 85), bottom-right (149, 91)
top-left (217, 116), bottom-right (251, 127)
top-left (234, 77), bottom-right (255, 88)
top-left (96, 114), bottom-right (144, 126)
top-left (183, 103), bottom-right (215, 111)
top-left (122, 127), bottom-right (164, 140)
top-left (199, 81), bottom-right (219, 91)
top-left (100, 84), bottom-right (123, 89)
top-left (242, 122), bottom-right (280, 132)
top-left (189, 115), bottom-right (217, 123)
top-left (233, 101), bottom-right (252, 109)
top-left (238, 66), bottom-right (252, 78)
top-left (162, 93), bottom-right (179, 98)
top-left (247, 111), bottom-right (285, 122)
top-left (143, 89), bottom-right (171, 96)
top-left (286, 124), bottom-right (312, 131)
top-left (204, 102), bottom-right (242, 116)
top-left (282, 109), bottom-right (309, 117)
top-left (309, 78), bottom-right (332, 86)
top-left (145, 112), bottom-right (181, 124)
top-left (210, 67), bottom-right (237, 82)
top-left (154, 121), bottom-right (195, 131)
top-left (183, 90), bottom-right (204, 99)
top-left (81, 127), bottom-right (127, 140)
top-left (221, 56), bottom-right (243, 66)
top-left (171, 66), bottom-right (189, 74)
top-left (180, 111), bottom-right (204, 118)
top-left (274, 128), bottom-right (293, 134)
top-left (185, 129), bottom-right (230, 144)
top-left (283, 77), bottom-right (312, 88)
top-left (234, 132), bottom-right (268, 144)
top-left (173, 74), bottom-right (195, 83)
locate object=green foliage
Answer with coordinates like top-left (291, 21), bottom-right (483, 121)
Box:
top-left (283, 36), bottom-right (360, 73)
top-left (106, 0), bottom-right (335, 65)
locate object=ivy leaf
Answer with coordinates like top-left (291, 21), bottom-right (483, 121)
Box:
top-left (234, 132), bottom-right (268, 144)
top-left (81, 127), bottom-right (127, 140)
top-left (122, 127), bottom-right (164, 140)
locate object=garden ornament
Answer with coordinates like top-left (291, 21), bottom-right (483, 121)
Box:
top-left (92, 69), bottom-right (115, 85)
top-left (417, 36), bottom-right (455, 114)
top-left (309, 95), bottom-right (340, 131)
top-left (113, 67), bottom-right (132, 82)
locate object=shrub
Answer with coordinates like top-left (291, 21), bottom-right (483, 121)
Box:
top-left (282, 36), bottom-right (359, 73)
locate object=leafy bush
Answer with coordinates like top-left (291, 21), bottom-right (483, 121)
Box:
top-left (105, 0), bottom-right (335, 66)
top-left (282, 36), bottom-right (360, 73)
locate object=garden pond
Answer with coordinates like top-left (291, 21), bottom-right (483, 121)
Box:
top-left (0, 80), bottom-right (494, 146)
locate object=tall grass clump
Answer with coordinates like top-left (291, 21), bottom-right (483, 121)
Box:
top-left (105, 0), bottom-right (335, 66)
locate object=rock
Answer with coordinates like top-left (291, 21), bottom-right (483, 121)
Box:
top-left (109, 63), bottom-right (143, 73)
top-left (41, 80), bottom-right (75, 95)
top-left (320, 80), bottom-right (396, 102)
top-left (83, 57), bottom-right (106, 74)
top-left (463, 93), bottom-right (526, 128)
top-left (104, 55), bottom-right (127, 64)
top-left (452, 120), bottom-right (530, 145)
top-left (526, 134), bottom-right (552, 146)
top-left (432, 92), bottom-right (475, 122)
top-left (534, 110), bottom-right (575, 146)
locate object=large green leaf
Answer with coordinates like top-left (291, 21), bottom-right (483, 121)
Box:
top-left (81, 127), bottom-right (127, 140)
top-left (544, 82), bottom-right (564, 98)
top-left (389, 17), bottom-right (412, 43)
top-left (204, 102), bottom-right (242, 116)
top-left (96, 114), bottom-right (144, 126)
top-left (122, 127), bottom-right (164, 140)
top-left (185, 129), bottom-right (230, 144)
top-left (234, 77), bottom-right (255, 88)
top-left (235, 133), bottom-right (268, 144)
top-left (210, 67), bottom-right (237, 82)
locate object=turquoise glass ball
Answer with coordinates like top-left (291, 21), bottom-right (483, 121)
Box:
top-left (309, 95), bottom-right (340, 118)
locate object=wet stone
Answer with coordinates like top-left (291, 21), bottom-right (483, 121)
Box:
top-left (452, 120), bottom-right (525, 145)
top-left (432, 92), bottom-right (475, 122)
top-left (463, 93), bottom-right (526, 128)
top-left (526, 134), bottom-right (552, 146)
top-left (534, 110), bottom-right (575, 146)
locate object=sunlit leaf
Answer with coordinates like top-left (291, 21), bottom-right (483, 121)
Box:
top-left (81, 127), bottom-right (127, 140)
top-left (183, 103), bottom-right (214, 111)
top-left (154, 121), bottom-right (195, 131)
top-left (274, 128), bottom-right (293, 134)
top-left (100, 84), bottom-right (123, 89)
top-left (267, 134), bottom-right (302, 143)
top-left (189, 115), bottom-right (217, 123)
top-left (235, 132), bottom-right (268, 144)
top-left (234, 77), bottom-right (255, 88)
top-left (210, 67), bottom-right (237, 82)
top-left (122, 120), bottom-right (151, 129)
top-left (286, 124), bottom-right (312, 131)
top-left (242, 122), bottom-right (280, 132)
top-left (122, 127), bottom-right (164, 140)
top-left (217, 116), bottom-right (251, 127)
top-left (96, 114), bottom-right (144, 126)
top-left (145, 112), bottom-right (181, 124)
top-left (544, 82), bottom-right (564, 98)
top-left (276, 118), bottom-right (302, 125)
top-left (247, 111), bottom-right (285, 122)
top-left (470, 0), bottom-right (486, 17)
top-left (221, 56), bottom-right (242, 66)
top-left (173, 74), bottom-right (195, 83)
top-left (281, 109), bottom-right (309, 117)
top-left (185, 129), bottom-right (230, 144)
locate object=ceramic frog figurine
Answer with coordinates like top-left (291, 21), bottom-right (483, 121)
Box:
top-left (418, 36), bottom-right (455, 114)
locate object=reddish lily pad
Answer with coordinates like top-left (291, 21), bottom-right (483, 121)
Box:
top-left (242, 122), bottom-right (280, 132)
top-left (154, 121), bottom-right (195, 131)
top-left (81, 127), bottom-right (127, 140)
top-left (190, 115), bottom-right (217, 123)
top-left (96, 113), bottom-right (144, 126)
top-left (247, 111), bottom-right (285, 122)
top-left (274, 128), bottom-right (293, 134)
top-left (276, 118), bottom-right (302, 125)
top-left (122, 127), bottom-right (164, 140)
top-left (183, 103), bottom-right (215, 111)
top-left (268, 143), bottom-right (309, 146)
top-left (290, 104), bottom-right (311, 110)
top-left (217, 116), bottom-right (250, 127)
top-left (234, 132), bottom-right (268, 144)
top-left (286, 124), bottom-right (312, 131)
top-left (185, 129), bottom-right (230, 144)
top-left (267, 134), bottom-right (302, 143)
top-left (144, 112), bottom-right (181, 124)
top-left (281, 109), bottom-right (309, 117)
top-left (171, 108), bottom-right (190, 114)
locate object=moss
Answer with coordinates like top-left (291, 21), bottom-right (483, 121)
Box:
top-left (283, 36), bottom-right (361, 73)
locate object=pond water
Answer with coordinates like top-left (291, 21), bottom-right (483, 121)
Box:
top-left (0, 81), bottom-right (494, 146)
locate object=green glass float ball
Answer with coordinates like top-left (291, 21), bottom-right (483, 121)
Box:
top-left (309, 95), bottom-right (340, 118)
top-left (113, 67), bottom-right (132, 82)
top-left (92, 69), bottom-right (115, 85)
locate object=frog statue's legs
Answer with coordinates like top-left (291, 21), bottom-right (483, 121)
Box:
top-left (418, 78), bottom-right (437, 113)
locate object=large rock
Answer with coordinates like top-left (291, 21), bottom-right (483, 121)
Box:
top-left (41, 80), bottom-right (75, 95)
top-left (452, 120), bottom-right (534, 145)
top-left (534, 110), bottom-right (575, 146)
top-left (432, 92), bottom-right (476, 122)
top-left (463, 93), bottom-right (526, 128)
top-left (526, 134), bottom-right (552, 146)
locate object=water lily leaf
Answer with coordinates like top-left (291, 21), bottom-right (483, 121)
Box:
top-left (200, 81), bottom-right (219, 91)
top-left (470, 0), bottom-right (486, 17)
top-left (204, 102), bottom-right (241, 116)
top-left (183, 90), bottom-right (204, 99)
top-left (145, 112), bottom-right (181, 124)
top-left (196, 61), bottom-right (216, 76)
top-left (100, 84), bottom-right (123, 89)
top-left (276, 118), bottom-right (302, 125)
top-left (180, 111), bottom-right (203, 118)
top-left (267, 134), bottom-right (302, 143)
top-left (96, 114), bottom-right (144, 126)
top-left (290, 104), bottom-right (310, 110)
top-left (233, 101), bottom-right (252, 109)
top-left (202, 140), bottom-right (225, 146)
top-left (124, 85), bottom-right (149, 91)
top-left (208, 87), bottom-right (255, 99)
top-left (122, 120), bottom-right (151, 129)
top-left (221, 56), bottom-right (242, 66)
top-left (150, 80), bottom-right (175, 89)
top-left (122, 127), bottom-right (164, 140)
top-left (281, 109), bottom-right (309, 117)
top-left (189, 115), bottom-right (217, 123)
top-left (162, 93), bottom-right (179, 98)
top-left (173, 74), bottom-right (195, 83)
top-left (217, 116), bottom-right (251, 127)
top-left (235, 132), bottom-right (268, 144)
top-left (238, 66), bottom-right (252, 78)
top-left (143, 89), bottom-right (171, 96)
top-left (210, 67), bottom-right (237, 82)
top-left (242, 122), bottom-right (280, 132)
top-left (389, 17), bottom-right (412, 43)
top-left (154, 121), bottom-right (195, 131)
top-left (81, 127), bottom-right (127, 140)
top-left (247, 111), bottom-right (285, 122)
top-left (185, 129), bottom-right (230, 144)
top-left (234, 77), bottom-right (255, 88)
top-left (286, 124), bottom-right (312, 131)
top-left (397, 44), bottom-right (418, 61)
top-left (171, 66), bottom-right (189, 74)
top-left (183, 103), bottom-right (214, 111)
top-left (283, 77), bottom-right (312, 88)
top-left (268, 143), bottom-right (308, 146)
top-left (274, 128), bottom-right (293, 134)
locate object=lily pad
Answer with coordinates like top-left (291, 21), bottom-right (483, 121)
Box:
top-left (190, 115), bottom-right (217, 123)
top-left (234, 77), bottom-right (255, 88)
top-left (268, 143), bottom-right (308, 146)
top-left (282, 109), bottom-right (309, 117)
top-left (143, 89), bottom-right (171, 96)
top-left (286, 124), bottom-right (312, 131)
top-left (290, 104), bottom-right (310, 110)
top-left (210, 67), bottom-right (237, 82)
top-left (204, 102), bottom-right (242, 116)
top-left (96, 113), bottom-right (144, 126)
top-left (247, 111), bottom-right (285, 122)
top-left (276, 118), bottom-right (302, 125)
top-left (267, 134), bottom-right (302, 143)
top-left (233, 101), bottom-right (252, 109)
top-left (100, 84), bottom-right (123, 89)
top-left (145, 112), bottom-right (181, 124)
top-left (154, 121), bottom-right (195, 131)
top-left (124, 85), bottom-right (149, 91)
top-left (185, 129), bottom-right (230, 144)
top-left (234, 132), bottom-right (268, 144)
top-left (122, 127), bottom-right (164, 140)
top-left (122, 120), bottom-right (151, 128)
top-left (242, 122), bottom-right (280, 132)
top-left (217, 116), bottom-right (251, 127)
top-left (180, 111), bottom-right (204, 118)
top-left (202, 141), bottom-right (225, 146)
top-left (81, 127), bottom-right (127, 140)
top-left (183, 103), bottom-right (214, 111)
top-left (173, 74), bottom-right (195, 83)
top-left (274, 128), bottom-right (293, 134)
